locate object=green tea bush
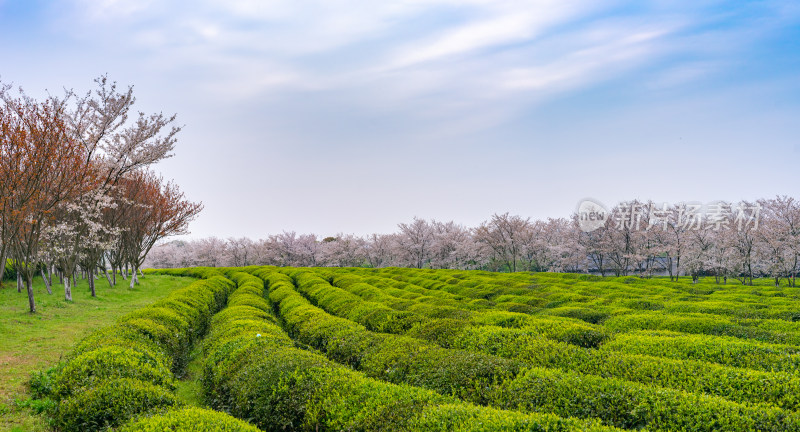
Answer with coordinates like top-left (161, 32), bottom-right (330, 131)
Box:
top-left (45, 276), bottom-right (235, 431)
top-left (270, 270), bottom-right (521, 403)
top-left (53, 346), bottom-right (174, 398)
top-left (332, 268), bottom-right (800, 410)
top-left (492, 366), bottom-right (800, 432)
top-left (474, 311), bottom-right (610, 348)
top-left (2, 259), bottom-right (14, 280)
top-left (541, 306), bottom-right (609, 324)
top-left (603, 312), bottom-right (797, 344)
top-left (118, 407), bottom-right (262, 432)
top-left (207, 268), bottom-right (617, 432)
top-left (55, 378), bottom-right (181, 432)
top-left (602, 330), bottom-right (800, 373)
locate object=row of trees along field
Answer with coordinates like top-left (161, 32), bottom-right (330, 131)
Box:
top-left (146, 197), bottom-right (799, 287)
top-left (0, 77), bottom-right (202, 313)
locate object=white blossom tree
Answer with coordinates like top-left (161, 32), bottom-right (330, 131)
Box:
top-left (474, 213), bottom-right (531, 272)
top-left (396, 217), bottom-right (434, 269)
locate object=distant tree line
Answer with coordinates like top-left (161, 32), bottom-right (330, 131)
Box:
top-left (146, 197), bottom-right (799, 287)
top-left (0, 77), bottom-right (202, 313)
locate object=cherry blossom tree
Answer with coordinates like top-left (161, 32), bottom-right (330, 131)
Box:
top-left (226, 237), bottom-right (255, 267)
top-left (363, 233), bottom-right (397, 268)
top-left (116, 171), bottom-right (202, 288)
top-left (321, 234), bottom-right (367, 267)
top-left (757, 196), bottom-right (800, 287)
top-left (0, 89), bottom-right (95, 312)
top-left (474, 213), bottom-right (530, 272)
top-left (577, 216), bottom-right (614, 276)
top-left (397, 217), bottom-right (434, 269)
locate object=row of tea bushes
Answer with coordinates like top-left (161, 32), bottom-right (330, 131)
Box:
top-left (117, 407), bottom-right (262, 432)
top-left (318, 270), bottom-right (800, 410)
top-left (407, 318), bottom-right (800, 410)
top-left (492, 365), bottom-right (800, 432)
top-left (206, 267), bottom-right (615, 432)
top-left (263, 269), bottom-right (520, 405)
top-left (603, 311), bottom-right (800, 344)
top-left (602, 329), bottom-right (800, 373)
top-left (39, 273), bottom-right (262, 431)
top-left (259, 268), bottom-right (800, 430)
top-left (326, 270), bottom-right (611, 348)
top-left (372, 268), bottom-right (800, 324)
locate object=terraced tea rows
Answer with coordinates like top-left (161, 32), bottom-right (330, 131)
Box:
top-left (36, 266), bottom-right (800, 431)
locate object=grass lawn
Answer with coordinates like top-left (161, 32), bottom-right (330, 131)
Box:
top-left (0, 274), bottom-right (196, 432)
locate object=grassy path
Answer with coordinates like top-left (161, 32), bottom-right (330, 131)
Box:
top-left (174, 344), bottom-right (207, 407)
top-left (0, 274), bottom-right (196, 432)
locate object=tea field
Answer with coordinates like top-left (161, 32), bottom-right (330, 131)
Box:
top-left (19, 267), bottom-right (800, 431)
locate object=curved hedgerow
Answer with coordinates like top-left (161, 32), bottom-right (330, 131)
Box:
top-left (404, 309), bottom-right (800, 410)
top-left (264, 269), bottom-right (522, 404)
top-left (602, 329), bottom-right (800, 373)
top-left (118, 407), bottom-right (262, 432)
top-left (326, 270), bottom-right (612, 348)
top-left (602, 312), bottom-right (797, 343)
top-left (53, 346), bottom-right (174, 398)
top-left (43, 275), bottom-right (237, 432)
top-left (255, 268), bottom-right (800, 430)
top-left (55, 378), bottom-right (181, 432)
top-left (204, 268), bottom-right (617, 432)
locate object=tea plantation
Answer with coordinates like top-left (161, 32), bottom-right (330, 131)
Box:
top-left (27, 267), bottom-right (800, 431)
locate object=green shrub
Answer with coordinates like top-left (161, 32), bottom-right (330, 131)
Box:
top-left (603, 312), bottom-right (797, 344)
top-left (2, 259), bottom-right (14, 280)
top-left (542, 306), bottom-right (609, 324)
top-left (118, 407), bottom-right (262, 431)
top-left (43, 276), bottom-right (235, 431)
top-left (491, 367), bottom-right (800, 432)
top-left (268, 270), bottom-right (522, 404)
top-left (55, 378), bottom-right (181, 432)
top-left (54, 346), bottom-right (174, 398)
top-left (602, 330), bottom-right (800, 373)
top-left (474, 311), bottom-right (610, 348)
top-left (208, 268), bottom-right (620, 432)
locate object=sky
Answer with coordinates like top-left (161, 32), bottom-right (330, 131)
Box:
top-left (1, 0), bottom-right (798, 239)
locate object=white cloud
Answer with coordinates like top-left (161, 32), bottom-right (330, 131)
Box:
top-left (74, 0), bottom-right (157, 20)
top-left (501, 28), bottom-right (672, 92)
top-left (47, 0), bottom-right (800, 143)
top-left (380, 0), bottom-right (594, 70)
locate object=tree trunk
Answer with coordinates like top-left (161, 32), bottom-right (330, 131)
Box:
top-left (88, 266), bottom-right (96, 297)
top-left (667, 257), bottom-right (674, 281)
top-left (64, 275), bottom-right (73, 301)
top-left (103, 268), bottom-right (113, 287)
top-left (17, 272), bottom-right (23, 293)
top-left (0, 250), bottom-right (6, 287)
top-left (72, 272), bottom-right (77, 289)
top-left (41, 267), bottom-right (52, 295)
top-left (129, 265), bottom-right (138, 289)
top-left (25, 275), bottom-right (36, 314)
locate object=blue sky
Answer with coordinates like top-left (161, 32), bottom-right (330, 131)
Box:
top-left (1, 0), bottom-right (798, 238)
